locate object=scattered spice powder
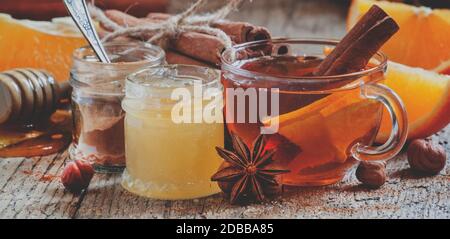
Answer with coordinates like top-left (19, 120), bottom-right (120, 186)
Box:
top-left (40, 174), bottom-right (58, 182)
top-left (22, 170), bottom-right (58, 182)
top-left (71, 96), bottom-right (126, 168)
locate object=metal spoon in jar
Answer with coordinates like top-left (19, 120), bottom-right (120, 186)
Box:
top-left (63, 0), bottom-right (111, 63)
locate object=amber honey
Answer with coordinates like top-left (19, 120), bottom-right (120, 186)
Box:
top-left (222, 55), bottom-right (383, 186)
top-left (122, 65), bottom-right (223, 199)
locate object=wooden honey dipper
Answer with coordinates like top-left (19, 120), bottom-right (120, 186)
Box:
top-left (0, 68), bottom-right (71, 124)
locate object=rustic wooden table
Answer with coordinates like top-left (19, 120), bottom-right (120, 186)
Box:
top-left (0, 0), bottom-right (449, 219)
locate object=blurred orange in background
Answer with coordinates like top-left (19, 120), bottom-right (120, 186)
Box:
top-left (0, 14), bottom-right (86, 81)
top-left (0, 0), bottom-right (168, 20)
top-left (0, 0), bottom-right (169, 82)
top-left (348, 0), bottom-right (450, 71)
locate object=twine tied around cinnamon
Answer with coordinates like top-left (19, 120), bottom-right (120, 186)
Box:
top-left (89, 0), bottom-right (244, 51)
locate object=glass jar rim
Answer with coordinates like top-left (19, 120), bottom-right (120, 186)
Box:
top-left (127, 64), bottom-right (220, 89)
top-left (125, 64), bottom-right (222, 99)
top-left (70, 41), bottom-right (165, 96)
top-left (221, 38), bottom-right (388, 83)
top-left (123, 65), bottom-right (222, 112)
top-left (72, 41), bottom-right (165, 68)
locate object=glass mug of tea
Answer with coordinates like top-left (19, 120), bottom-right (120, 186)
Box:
top-left (221, 39), bottom-right (408, 186)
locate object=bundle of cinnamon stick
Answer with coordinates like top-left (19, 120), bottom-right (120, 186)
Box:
top-left (99, 10), bottom-right (272, 68)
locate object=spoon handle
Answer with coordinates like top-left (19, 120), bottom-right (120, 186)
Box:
top-left (63, 0), bottom-right (111, 63)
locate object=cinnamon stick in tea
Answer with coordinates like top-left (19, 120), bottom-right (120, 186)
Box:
top-left (314, 5), bottom-right (399, 76)
top-left (304, 5), bottom-right (399, 110)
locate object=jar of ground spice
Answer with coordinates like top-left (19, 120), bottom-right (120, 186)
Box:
top-left (69, 41), bottom-right (165, 173)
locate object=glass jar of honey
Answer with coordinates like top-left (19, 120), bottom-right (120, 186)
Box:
top-left (69, 41), bottom-right (165, 173)
top-left (121, 65), bottom-right (224, 200)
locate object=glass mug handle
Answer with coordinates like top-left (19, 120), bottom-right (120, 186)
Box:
top-left (351, 83), bottom-right (408, 161)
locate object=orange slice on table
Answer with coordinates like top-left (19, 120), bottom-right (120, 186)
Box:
top-left (376, 61), bottom-right (450, 142)
top-left (0, 14), bottom-right (86, 81)
top-left (348, 0), bottom-right (450, 70)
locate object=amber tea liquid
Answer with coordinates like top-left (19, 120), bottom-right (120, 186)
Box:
top-left (222, 55), bottom-right (383, 186)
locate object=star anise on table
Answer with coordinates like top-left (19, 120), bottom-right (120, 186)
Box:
top-left (211, 133), bottom-right (290, 204)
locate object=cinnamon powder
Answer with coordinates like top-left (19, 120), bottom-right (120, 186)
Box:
top-left (73, 97), bottom-right (125, 167)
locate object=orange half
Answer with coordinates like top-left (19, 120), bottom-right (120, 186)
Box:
top-left (377, 61), bottom-right (450, 142)
top-left (348, 0), bottom-right (450, 70)
top-left (434, 60), bottom-right (450, 75)
top-left (0, 14), bottom-right (86, 81)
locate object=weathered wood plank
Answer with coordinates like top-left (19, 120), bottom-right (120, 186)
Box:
top-left (0, 0), bottom-right (449, 219)
top-left (73, 127), bottom-right (449, 219)
top-left (0, 157), bottom-right (25, 189)
top-left (0, 152), bottom-right (81, 219)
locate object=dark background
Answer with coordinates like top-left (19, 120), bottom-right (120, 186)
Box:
top-left (0, 0), bottom-right (448, 21)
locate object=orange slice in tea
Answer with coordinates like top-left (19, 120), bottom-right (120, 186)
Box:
top-left (0, 14), bottom-right (86, 81)
top-left (376, 61), bottom-right (450, 142)
top-left (263, 90), bottom-right (381, 169)
top-left (348, 0), bottom-right (450, 70)
top-left (267, 112), bottom-right (340, 171)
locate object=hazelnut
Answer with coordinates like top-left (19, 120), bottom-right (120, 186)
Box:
top-left (61, 160), bottom-right (94, 194)
top-left (355, 161), bottom-right (386, 189)
top-left (407, 139), bottom-right (446, 175)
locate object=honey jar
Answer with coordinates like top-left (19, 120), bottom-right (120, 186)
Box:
top-left (121, 65), bottom-right (224, 200)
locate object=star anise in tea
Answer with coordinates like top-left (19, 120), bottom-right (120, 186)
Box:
top-left (211, 133), bottom-right (290, 204)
